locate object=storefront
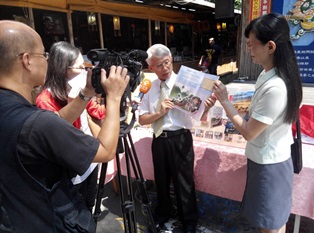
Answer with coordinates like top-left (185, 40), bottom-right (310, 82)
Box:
top-left (0, 0), bottom-right (240, 70)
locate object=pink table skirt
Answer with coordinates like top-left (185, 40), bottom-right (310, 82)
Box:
top-left (98, 158), bottom-right (118, 184)
top-left (118, 128), bottom-right (314, 220)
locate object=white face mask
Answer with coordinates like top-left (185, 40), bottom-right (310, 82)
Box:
top-left (68, 70), bottom-right (87, 98)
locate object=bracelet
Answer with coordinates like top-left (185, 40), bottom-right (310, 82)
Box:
top-left (79, 90), bottom-right (92, 101)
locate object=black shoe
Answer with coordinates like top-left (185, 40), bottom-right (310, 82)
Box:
top-left (148, 223), bottom-right (163, 233)
top-left (184, 230), bottom-right (196, 233)
top-left (148, 216), bottom-right (169, 233)
top-left (153, 205), bottom-right (177, 231)
top-left (183, 222), bottom-right (197, 233)
top-left (183, 226), bottom-right (196, 233)
top-left (154, 217), bottom-right (169, 228)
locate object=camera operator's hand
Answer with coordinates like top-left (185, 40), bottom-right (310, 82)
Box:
top-left (93, 66), bottom-right (130, 162)
top-left (102, 66), bottom-right (129, 102)
top-left (81, 69), bottom-right (97, 98)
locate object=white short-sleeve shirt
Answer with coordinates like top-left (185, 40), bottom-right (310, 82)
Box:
top-left (139, 72), bottom-right (196, 131)
top-left (245, 68), bottom-right (293, 164)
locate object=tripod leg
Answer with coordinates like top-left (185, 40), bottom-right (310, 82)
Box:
top-left (93, 162), bottom-right (108, 223)
top-left (126, 133), bottom-right (158, 233)
top-left (116, 140), bottom-right (137, 233)
top-left (115, 127), bottom-right (157, 233)
top-left (122, 136), bottom-right (138, 233)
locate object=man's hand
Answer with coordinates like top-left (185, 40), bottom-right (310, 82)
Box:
top-left (159, 98), bottom-right (174, 116)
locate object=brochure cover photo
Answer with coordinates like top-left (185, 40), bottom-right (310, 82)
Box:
top-left (169, 65), bottom-right (219, 114)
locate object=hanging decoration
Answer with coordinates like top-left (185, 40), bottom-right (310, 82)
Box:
top-left (169, 24), bottom-right (174, 33)
top-left (222, 22), bottom-right (227, 30)
top-left (155, 20), bottom-right (160, 35)
top-left (87, 12), bottom-right (97, 31)
top-left (113, 16), bottom-right (120, 30)
top-left (113, 16), bottom-right (121, 37)
top-left (155, 20), bottom-right (160, 31)
top-left (216, 22), bottom-right (221, 31)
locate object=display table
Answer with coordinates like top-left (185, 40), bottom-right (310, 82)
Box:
top-left (118, 128), bottom-right (314, 228)
top-left (114, 82), bottom-right (314, 233)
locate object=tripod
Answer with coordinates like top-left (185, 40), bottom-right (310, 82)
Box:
top-left (93, 122), bottom-right (157, 233)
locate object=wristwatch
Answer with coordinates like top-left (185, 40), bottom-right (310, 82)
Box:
top-left (79, 90), bottom-right (92, 101)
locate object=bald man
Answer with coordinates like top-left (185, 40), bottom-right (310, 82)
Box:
top-left (0, 20), bottom-right (129, 232)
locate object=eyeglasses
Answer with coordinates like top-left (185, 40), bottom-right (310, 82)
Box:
top-left (246, 41), bottom-right (262, 49)
top-left (16, 52), bottom-right (49, 60)
top-left (68, 66), bottom-right (87, 71)
top-left (154, 59), bottom-right (172, 71)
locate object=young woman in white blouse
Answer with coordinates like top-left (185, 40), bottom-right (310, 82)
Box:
top-left (213, 13), bottom-right (303, 233)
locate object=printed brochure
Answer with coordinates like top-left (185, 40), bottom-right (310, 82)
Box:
top-left (169, 65), bottom-right (219, 114)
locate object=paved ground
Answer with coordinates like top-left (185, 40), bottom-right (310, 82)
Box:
top-left (94, 177), bottom-right (314, 233)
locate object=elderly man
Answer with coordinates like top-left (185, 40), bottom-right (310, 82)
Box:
top-left (139, 44), bottom-right (216, 233)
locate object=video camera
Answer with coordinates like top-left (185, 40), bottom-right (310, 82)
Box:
top-left (87, 48), bottom-right (148, 94)
top-left (89, 49), bottom-right (157, 233)
top-left (86, 48), bottom-right (148, 121)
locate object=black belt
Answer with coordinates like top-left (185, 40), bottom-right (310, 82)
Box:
top-left (155, 129), bottom-right (189, 138)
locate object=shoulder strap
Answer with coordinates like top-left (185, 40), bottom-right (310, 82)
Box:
top-left (296, 114), bottom-right (301, 140)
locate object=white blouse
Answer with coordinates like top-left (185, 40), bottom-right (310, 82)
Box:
top-left (245, 68), bottom-right (294, 164)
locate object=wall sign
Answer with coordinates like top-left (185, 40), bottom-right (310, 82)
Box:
top-left (272, 0), bottom-right (314, 83)
top-left (249, 0), bottom-right (272, 21)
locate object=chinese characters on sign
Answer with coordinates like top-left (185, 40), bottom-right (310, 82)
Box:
top-left (296, 50), bottom-right (314, 79)
top-left (250, 0), bottom-right (272, 21)
top-left (272, 0), bottom-right (314, 83)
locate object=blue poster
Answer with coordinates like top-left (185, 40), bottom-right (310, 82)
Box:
top-left (272, 0), bottom-right (314, 83)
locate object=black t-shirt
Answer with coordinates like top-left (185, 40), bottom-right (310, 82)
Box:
top-left (18, 110), bottom-right (100, 189)
top-left (203, 44), bottom-right (222, 64)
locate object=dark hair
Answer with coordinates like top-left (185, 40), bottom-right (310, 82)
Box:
top-left (244, 12), bottom-right (303, 123)
top-left (43, 41), bottom-right (80, 106)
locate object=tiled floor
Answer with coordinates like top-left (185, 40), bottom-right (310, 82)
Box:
top-left (96, 178), bottom-right (314, 233)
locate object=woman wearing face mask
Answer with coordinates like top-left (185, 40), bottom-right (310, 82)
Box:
top-left (36, 41), bottom-right (105, 213)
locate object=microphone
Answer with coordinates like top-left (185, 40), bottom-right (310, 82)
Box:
top-left (128, 49), bottom-right (148, 60)
top-left (131, 79), bottom-right (152, 113)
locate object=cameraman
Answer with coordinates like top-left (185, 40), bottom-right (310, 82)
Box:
top-left (0, 20), bottom-right (129, 232)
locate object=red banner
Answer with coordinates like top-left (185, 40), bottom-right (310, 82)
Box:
top-left (249, 0), bottom-right (272, 21)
